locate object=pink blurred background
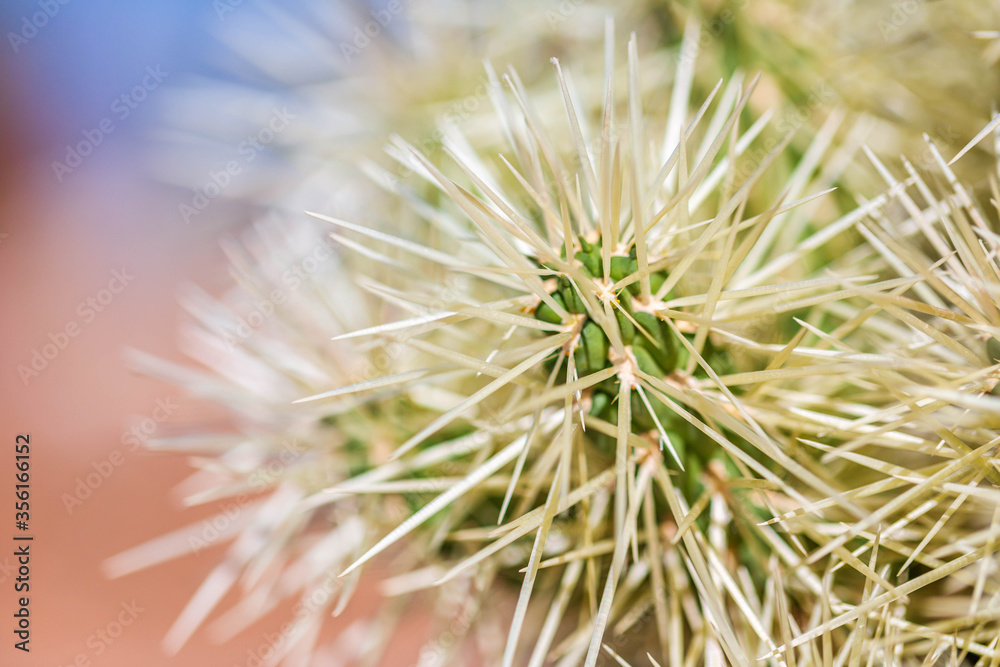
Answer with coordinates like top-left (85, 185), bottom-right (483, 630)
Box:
top-left (0, 2), bottom-right (407, 664)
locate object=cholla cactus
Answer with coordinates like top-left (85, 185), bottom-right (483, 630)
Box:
top-left (297, 29), bottom-right (883, 663)
top-left (795, 124), bottom-right (1000, 652)
top-left (114, 14), bottom-right (1000, 667)
top-left (730, 124), bottom-right (1000, 663)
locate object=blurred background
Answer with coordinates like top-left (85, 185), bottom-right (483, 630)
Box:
top-left (2, 0), bottom-right (998, 664)
top-left (0, 2), bottom-right (270, 665)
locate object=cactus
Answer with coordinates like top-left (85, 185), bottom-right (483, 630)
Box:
top-left (111, 11), bottom-right (1000, 666)
top-left (270, 36), bottom-right (938, 664)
